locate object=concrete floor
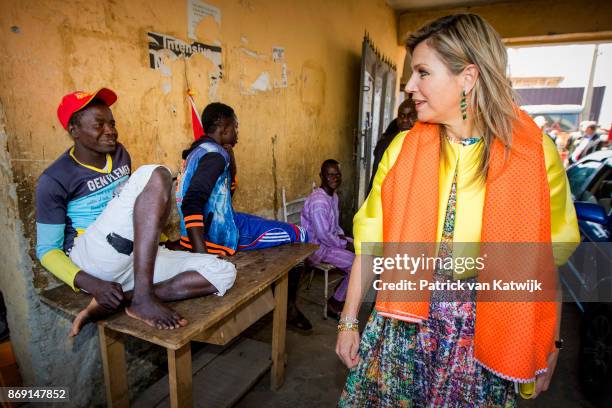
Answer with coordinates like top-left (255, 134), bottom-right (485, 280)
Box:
top-left (235, 270), bottom-right (611, 408)
top-left (236, 270), bottom-right (360, 408)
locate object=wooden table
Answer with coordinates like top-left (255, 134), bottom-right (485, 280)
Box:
top-left (41, 243), bottom-right (317, 408)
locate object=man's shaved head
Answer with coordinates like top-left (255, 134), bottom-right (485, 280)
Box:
top-left (397, 98), bottom-right (416, 131)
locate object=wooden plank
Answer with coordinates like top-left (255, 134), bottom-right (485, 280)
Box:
top-left (135, 339), bottom-right (270, 408)
top-left (40, 285), bottom-right (93, 317)
top-left (98, 324), bottom-right (129, 408)
top-left (99, 244), bottom-right (316, 350)
top-left (168, 343), bottom-right (192, 408)
top-left (270, 273), bottom-right (288, 390)
top-left (193, 288), bottom-right (274, 345)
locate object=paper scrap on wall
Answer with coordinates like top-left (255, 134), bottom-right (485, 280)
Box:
top-left (251, 72), bottom-right (271, 92)
top-left (272, 47), bottom-right (284, 62)
top-left (272, 47), bottom-right (288, 88)
top-left (188, 0), bottom-right (221, 41)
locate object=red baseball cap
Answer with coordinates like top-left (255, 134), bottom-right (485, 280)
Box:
top-left (57, 88), bottom-right (117, 130)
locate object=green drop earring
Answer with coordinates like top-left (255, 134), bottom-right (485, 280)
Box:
top-left (460, 90), bottom-right (467, 120)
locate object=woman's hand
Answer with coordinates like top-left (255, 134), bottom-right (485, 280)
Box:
top-left (532, 350), bottom-right (559, 398)
top-left (336, 330), bottom-right (361, 368)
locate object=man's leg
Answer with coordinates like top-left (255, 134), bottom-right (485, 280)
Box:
top-left (235, 212), bottom-right (308, 251)
top-left (69, 164), bottom-right (235, 332)
top-left (320, 247), bottom-right (355, 302)
top-left (286, 264), bottom-right (313, 333)
top-left (71, 272), bottom-right (214, 336)
top-left (232, 212), bottom-right (312, 332)
top-left (314, 246), bottom-right (354, 319)
top-left (125, 166), bottom-right (188, 329)
top-left (72, 248), bottom-right (236, 335)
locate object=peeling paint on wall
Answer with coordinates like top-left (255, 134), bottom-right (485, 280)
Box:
top-left (238, 46), bottom-right (288, 94)
top-left (238, 47), bottom-right (267, 95)
top-left (188, 0), bottom-right (221, 41)
top-left (158, 54), bottom-right (173, 77)
top-left (272, 47), bottom-right (287, 89)
top-left (240, 47), bottom-right (262, 59)
top-left (251, 72), bottom-right (271, 92)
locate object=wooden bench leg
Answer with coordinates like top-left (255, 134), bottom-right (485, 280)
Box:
top-left (271, 273), bottom-right (288, 390)
top-left (98, 324), bottom-right (129, 408)
top-left (168, 343), bottom-right (192, 408)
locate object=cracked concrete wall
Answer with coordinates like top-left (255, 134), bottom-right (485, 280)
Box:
top-left (0, 0), bottom-right (402, 406)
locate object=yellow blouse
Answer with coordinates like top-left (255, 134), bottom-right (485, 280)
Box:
top-left (354, 131), bottom-right (580, 266)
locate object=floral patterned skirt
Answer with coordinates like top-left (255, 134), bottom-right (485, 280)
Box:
top-left (338, 298), bottom-right (517, 408)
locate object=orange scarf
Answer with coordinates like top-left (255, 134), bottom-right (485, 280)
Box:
top-left (376, 110), bottom-right (557, 382)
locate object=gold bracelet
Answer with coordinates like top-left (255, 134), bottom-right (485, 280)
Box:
top-left (339, 316), bottom-right (359, 324)
top-left (337, 322), bottom-right (359, 332)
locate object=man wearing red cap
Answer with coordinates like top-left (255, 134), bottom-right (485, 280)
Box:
top-left (36, 88), bottom-right (236, 335)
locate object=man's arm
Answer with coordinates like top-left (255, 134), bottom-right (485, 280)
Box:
top-left (36, 174), bottom-right (81, 289)
top-left (185, 221), bottom-right (207, 253)
top-left (309, 200), bottom-right (348, 249)
top-left (36, 175), bottom-right (124, 308)
top-left (182, 153), bottom-right (226, 253)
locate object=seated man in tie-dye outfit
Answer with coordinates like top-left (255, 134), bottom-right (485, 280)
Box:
top-left (301, 159), bottom-right (355, 319)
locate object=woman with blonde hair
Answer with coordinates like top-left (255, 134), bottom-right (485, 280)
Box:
top-left (336, 13), bottom-right (579, 406)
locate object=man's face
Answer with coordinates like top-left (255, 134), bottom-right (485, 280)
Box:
top-left (220, 116), bottom-right (239, 147)
top-left (397, 104), bottom-right (414, 131)
top-left (585, 127), bottom-right (595, 136)
top-left (321, 164), bottom-right (342, 191)
top-left (70, 104), bottom-right (118, 154)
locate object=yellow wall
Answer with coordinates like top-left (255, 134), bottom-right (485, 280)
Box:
top-left (0, 0), bottom-right (403, 287)
top-left (399, 0), bottom-right (612, 46)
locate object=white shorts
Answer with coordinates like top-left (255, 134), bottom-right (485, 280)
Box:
top-left (69, 165), bottom-right (236, 295)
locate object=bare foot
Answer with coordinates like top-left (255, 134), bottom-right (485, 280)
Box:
top-left (70, 298), bottom-right (115, 337)
top-left (125, 297), bottom-right (188, 330)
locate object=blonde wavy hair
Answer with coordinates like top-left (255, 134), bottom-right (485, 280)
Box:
top-left (407, 13), bottom-right (517, 179)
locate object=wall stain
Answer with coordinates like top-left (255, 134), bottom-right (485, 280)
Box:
top-left (271, 134), bottom-right (278, 220)
top-left (58, 23), bottom-right (76, 90)
top-left (299, 61), bottom-right (326, 115)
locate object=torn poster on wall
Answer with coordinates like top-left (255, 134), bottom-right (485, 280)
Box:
top-left (148, 32), bottom-right (221, 68)
top-left (148, 31), bottom-right (223, 99)
top-left (188, 0), bottom-right (221, 41)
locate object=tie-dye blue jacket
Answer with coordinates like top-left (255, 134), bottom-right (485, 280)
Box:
top-left (176, 141), bottom-right (239, 252)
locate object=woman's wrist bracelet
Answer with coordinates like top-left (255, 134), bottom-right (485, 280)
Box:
top-left (339, 315), bottom-right (359, 324)
top-left (337, 321), bottom-right (359, 332)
